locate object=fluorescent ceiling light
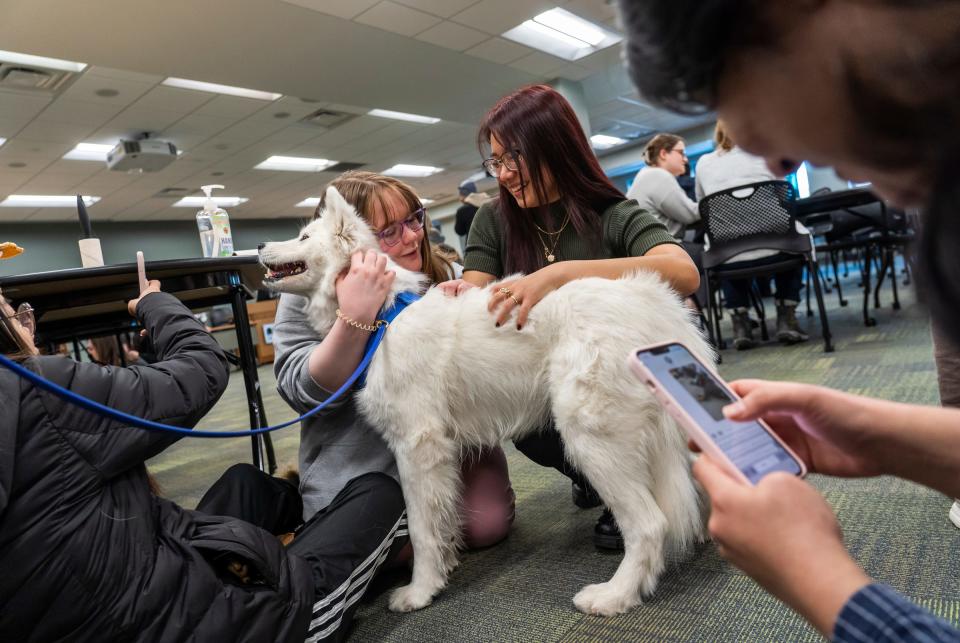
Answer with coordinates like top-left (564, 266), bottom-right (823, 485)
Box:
top-left (368, 109), bottom-right (441, 125)
top-left (0, 138), bottom-right (6, 148)
top-left (0, 49), bottom-right (87, 72)
top-left (1, 195), bottom-right (100, 208)
top-left (419, 198), bottom-right (435, 205)
top-left (162, 77), bottom-right (281, 101)
top-left (796, 162), bottom-right (810, 199)
top-left (254, 155), bottom-right (337, 172)
top-left (63, 142), bottom-right (115, 161)
top-left (296, 197), bottom-right (321, 208)
top-left (534, 8), bottom-right (606, 46)
top-left (382, 164), bottom-right (443, 178)
top-left (172, 196), bottom-right (248, 207)
top-left (502, 8), bottom-right (621, 61)
top-left (591, 134), bottom-right (627, 150)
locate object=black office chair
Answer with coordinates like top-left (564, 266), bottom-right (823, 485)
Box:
top-left (699, 180), bottom-right (834, 353)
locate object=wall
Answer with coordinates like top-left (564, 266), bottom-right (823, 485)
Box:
top-left (0, 219), bottom-right (304, 277)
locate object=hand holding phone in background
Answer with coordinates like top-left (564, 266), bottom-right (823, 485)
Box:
top-left (137, 251), bottom-right (148, 293)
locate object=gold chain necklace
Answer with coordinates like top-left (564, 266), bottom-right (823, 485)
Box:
top-left (534, 211), bottom-right (570, 263)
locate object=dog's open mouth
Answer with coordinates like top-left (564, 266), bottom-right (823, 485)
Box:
top-left (263, 260), bottom-right (307, 282)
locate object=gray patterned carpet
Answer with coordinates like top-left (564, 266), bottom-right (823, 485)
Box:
top-left (152, 264), bottom-right (960, 641)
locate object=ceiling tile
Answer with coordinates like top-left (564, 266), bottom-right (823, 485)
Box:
top-left (105, 107), bottom-right (186, 134)
top-left (0, 139), bottom-right (72, 159)
top-left (59, 73), bottom-right (155, 106)
top-left (34, 99), bottom-right (125, 127)
top-left (279, 0), bottom-right (380, 20)
top-left (0, 91), bottom-right (54, 119)
top-left (354, 1), bottom-right (442, 37)
top-left (193, 95), bottom-right (273, 119)
top-left (450, 0), bottom-right (555, 35)
top-left (415, 21), bottom-right (489, 51)
top-left (508, 51), bottom-right (565, 76)
top-left (25, 209), bottom-right (79, 222)
top-left (84, 66), bottom-right (165, 85)
top-left (393, 0), bottom-right (481, 18)
top-left (16, 119), bottom-right (98, 143)
top-left (130, 86), bottom-right (216, 113)
top-left (561, 0), bottom-right (620, 26)
top-left (464, 37), bottom-right (532, 64)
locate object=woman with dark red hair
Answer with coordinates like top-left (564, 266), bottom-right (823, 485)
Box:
top-left (442, 84), bottom-right (700, 550)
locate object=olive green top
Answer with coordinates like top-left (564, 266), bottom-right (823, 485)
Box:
top-left (462, 198), bottom-right (678, 278)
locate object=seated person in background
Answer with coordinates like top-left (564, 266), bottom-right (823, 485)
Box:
top-left (620, 0), bottom-right (960, 639)
top-left (626, 133), bottom-right (700, 238)
top-left (695, 120), bottom-right (809, 349)
top-left (271, 171), bottom-right (515, 556)
top-left (0, 282), bottom-right (406, 643)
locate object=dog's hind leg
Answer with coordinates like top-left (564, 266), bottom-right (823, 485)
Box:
top-left (554, 404), bottom-right (670, 616)
top-left (387, 426), bottom-right (463, 612)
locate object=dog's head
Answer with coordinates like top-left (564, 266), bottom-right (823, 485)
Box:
top-left (259, 186), bottom-right (379, 295)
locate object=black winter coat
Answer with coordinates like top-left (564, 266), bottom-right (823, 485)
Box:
top-left (0, 293), bottom-right (314, 642)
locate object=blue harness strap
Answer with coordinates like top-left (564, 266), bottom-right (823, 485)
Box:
top-left (0, 291), bottom-right (423, 437)
top-left (355, 290), bottom-right (421, 389)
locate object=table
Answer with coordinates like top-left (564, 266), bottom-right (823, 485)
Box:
top-left (0, 256), bottom-right (276, 473)
top-left (794, 188), bottom-right (901, 326)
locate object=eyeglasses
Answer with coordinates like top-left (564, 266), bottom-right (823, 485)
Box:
top-left (376, 207), bottom-right (426, 247)
top-left (671, 147), bottom-right (688, 159)
top-left (482, 151), bottom-right (521, 177)
top-left (3, 302), bottom-right (35, 335)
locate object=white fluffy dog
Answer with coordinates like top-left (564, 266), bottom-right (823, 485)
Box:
top-left (260, 186), bottom-right (713, 616)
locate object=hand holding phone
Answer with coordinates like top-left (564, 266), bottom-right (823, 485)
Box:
top-left (136, 251), bottom-right (148, 293)
top-left (630, 341), bottom-right (806, 484)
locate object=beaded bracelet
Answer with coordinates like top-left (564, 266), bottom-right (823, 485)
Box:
top-left (335, 308), bottom-right (387, 332)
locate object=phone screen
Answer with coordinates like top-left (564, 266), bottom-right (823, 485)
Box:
top-left (637, 343), bottom-right (801, 483)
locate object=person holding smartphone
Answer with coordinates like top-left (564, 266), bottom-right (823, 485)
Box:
top-left (617, 0), bottom-right (960, 639)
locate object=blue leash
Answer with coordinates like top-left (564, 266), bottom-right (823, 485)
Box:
top-left (0, 292), bottom-right (420, 438)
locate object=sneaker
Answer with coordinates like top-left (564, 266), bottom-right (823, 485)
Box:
top-left (776, 301), bottom-right (809, 344)
top-left (572, 480), bottom-right (602, 509)
top-left (950, 500), bottom-right (960, 529)
top-left (730, 309), bottom-right (756, 350)
top-left (593, 508), bottom-right (624, 551)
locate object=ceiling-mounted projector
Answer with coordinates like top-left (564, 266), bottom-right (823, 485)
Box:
top-left (106, 139), bottom-right (178, 172)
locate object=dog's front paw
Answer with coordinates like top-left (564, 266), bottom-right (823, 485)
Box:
top-left (388, 584), bottom-right (436, 612)
top-left (573, 582), bottom-right (640, 617)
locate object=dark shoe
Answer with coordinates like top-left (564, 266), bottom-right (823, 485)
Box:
top-left (572, 480), bottom-right (602, 509)
top-left (776, 301), bottom-right (809, 344)
top-left (593, 508), bottom-right (624, 551)
top-left (730, 309), bottom-right (756, 350)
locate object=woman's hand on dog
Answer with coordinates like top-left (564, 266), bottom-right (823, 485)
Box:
top-left (335, 250), bottom-right (395, 326)
top-left (488, 265), bottom-right (565, 330)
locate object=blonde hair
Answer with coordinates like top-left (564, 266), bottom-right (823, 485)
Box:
top-left (642, 133), bottom-right (684, 167)
top-left (714, 120), bottom-right (735, 152)
top-left (316, 171), bottom-right (453, 285)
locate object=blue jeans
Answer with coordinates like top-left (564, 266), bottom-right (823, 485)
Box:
top-left (720, 254), bottom-right (803, 309)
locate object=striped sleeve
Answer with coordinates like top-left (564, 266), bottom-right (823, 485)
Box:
top-left (833, 583), bottom-right (960, 643)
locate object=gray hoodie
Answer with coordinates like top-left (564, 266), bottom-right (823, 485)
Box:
top-left (273, 293), bottom-right (398, 519)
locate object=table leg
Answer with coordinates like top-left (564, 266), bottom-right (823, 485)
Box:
top-left (230, 276), bottom-right (276, 474)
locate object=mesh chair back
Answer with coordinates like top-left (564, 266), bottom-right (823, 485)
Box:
top-left (699, 180), bottom-right (797, 244)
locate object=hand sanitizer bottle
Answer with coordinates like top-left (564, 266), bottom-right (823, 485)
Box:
top-left (196, 184), bottom-right (234, 257)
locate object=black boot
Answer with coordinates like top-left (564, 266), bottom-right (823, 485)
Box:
top-left (730, 308), bottom-right (756, 350)
top-left (776, 300), bottom-right (809, 344)
top-left (572, 479), bottom-right (601, 509)
top-left (593, 508), bottom-right (624, 551)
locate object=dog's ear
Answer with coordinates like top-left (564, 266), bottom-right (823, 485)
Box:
top-left (320, 186), bottom-right (375, 250)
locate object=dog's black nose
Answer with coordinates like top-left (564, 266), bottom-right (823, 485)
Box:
top-left (257, 242), bottom-right (266, 250)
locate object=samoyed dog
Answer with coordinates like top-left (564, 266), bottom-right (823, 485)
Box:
top-left (259, 186), bottom-right (712, 616)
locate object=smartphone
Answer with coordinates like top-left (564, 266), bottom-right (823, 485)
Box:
top-left (629, 341), bottom-right (806, 484)
top-left (136, 251), bottom-right (148, 292)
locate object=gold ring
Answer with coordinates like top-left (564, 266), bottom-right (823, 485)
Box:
top-left (509, 294), bottom-right (521, 306)
top-left (498, 287), bottom-right (512, 296)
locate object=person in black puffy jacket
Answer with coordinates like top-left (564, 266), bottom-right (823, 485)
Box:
top-left (0, 281), bottom-right (406, 643)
